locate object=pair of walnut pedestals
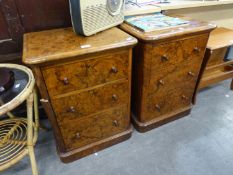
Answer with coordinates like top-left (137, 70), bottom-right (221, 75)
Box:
top-left (23, 20), bottom-right (215, 162)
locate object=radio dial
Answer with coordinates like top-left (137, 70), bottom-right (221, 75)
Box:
top-left (107, 0), bottom-right (123, 16)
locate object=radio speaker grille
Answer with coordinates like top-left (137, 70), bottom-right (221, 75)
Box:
top-left (83, 4), bottom-right (123, 34)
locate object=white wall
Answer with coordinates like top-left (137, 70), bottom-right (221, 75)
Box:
top-left (165, 4), bottom-right (233, 29)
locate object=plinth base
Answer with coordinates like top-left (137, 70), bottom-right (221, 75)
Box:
top-left (57, 126), bottom-right (133, 163)
top-left (132, 107), bottom-right (192, 133)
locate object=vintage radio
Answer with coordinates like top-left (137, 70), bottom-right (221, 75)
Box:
top-left (69, 0), bottom-right (125, 36)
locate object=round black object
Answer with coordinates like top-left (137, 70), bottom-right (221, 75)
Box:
top-left (0, 68), bottom-right (15, 95)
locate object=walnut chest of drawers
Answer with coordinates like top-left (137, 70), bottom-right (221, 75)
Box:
top-left (23, 27), bottom-right (137, 163)
top-left (121, 18), bottom-right (216, 132)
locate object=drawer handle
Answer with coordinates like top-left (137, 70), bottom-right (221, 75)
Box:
top-left (182, 95), bottom-right (189, 100)
top-left (161, 55), bottom-right (169, 62)
top-left (76, 133), bottom-right (80, 139)
top-left (40, 99), bottom-right (49, 103)
top-left (158, 79), bottom-right (165, 86)
top-left (193, 47), bottom-right (200, 53)
top-left (68, 106), bottom-right (76, 113)
top-left (155, 104), bottom-right (161, 111)
top-left (112, 94), bottom-right (118, 101)
top-left (188, 71), bottom-right (195, 77)
top-left (86, 63), bottom-right (91, 68)
top-left (111, 66), bottom-right (118, 73)
top-left (63, 77), bottom-right (69, 85)
top-left (113, 120), bottom-right (119, 127)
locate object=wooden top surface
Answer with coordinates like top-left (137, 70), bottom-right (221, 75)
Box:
top-left (207, 27), bottom-right (233, 50)
top-left (120, 17), bottom-right (216, 42)
top-left (23, 27), bottom-right (137, 65)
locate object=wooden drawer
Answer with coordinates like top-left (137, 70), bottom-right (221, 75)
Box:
top-left (51, 81), bottom-right (129, 120)
top-left (151, 34), bottom-right (208, 71)
top-left (139, 34), bottom-right (209, 123)
top-left (148, 58), bottom-right (202, 95)
top-left (141, 87), bottom-right (193, 122)
top-left (58, 105), bottom-right (129, 150)
top-left (42, 50), bottom-right (129, 97)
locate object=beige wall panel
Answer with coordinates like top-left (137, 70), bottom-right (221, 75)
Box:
top-left (166, 4), bottom-right (233, 29)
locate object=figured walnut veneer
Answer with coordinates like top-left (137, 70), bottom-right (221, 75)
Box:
top-left (23, 27), bottom-right (137, 163)
top-left (121, 18), bottom-right (216, 132)
top-left (52, 81), bottom-right (129, 120)
top-left (60, 105), bottom-right (129, 151)
top-left (42, 50), bottom-right (129, 97)
top-left (23, 27), bottom-right (136, 64)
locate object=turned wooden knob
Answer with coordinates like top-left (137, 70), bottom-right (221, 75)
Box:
top-left (68, 106), bottom-right (76, 113)
top-left (158, 79), bottom-right (165, 86)
top-left (86, 63), bottom-right (91, 68)
top-left (193, 47), bottom-right (200, 53)
top-left (161, 55), bottom-right (169, 62)
top-left (111, 66), bottom-right (118, 73)
top-left (63, 77), bottom-right (69, 85)
top-left (113, 120), bottom-right (119, 127)
top-left (112, 94), bottom-right (118, 101)
top-left (155, 104), bottom-right (161, 111)
top-left (182, 95), bottom-right (189, 100)
top-left (188, 71), bottom-right (195, 77)
top-left (76, 133), bottom-right (80, 139)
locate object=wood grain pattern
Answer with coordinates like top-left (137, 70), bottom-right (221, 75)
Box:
top-left (120, 20), bottom-right (215, 132)
top-left (132, 107), bottom-right (191, 133)
top-left (23, 27), bottom-right (137, 65)
top-left (207, 27), bottom-right (233, 50)
top-left (59, 105), bottom-right (129, 150)
top-left (142, 87), bottom-right (193, 122)
top-left (205, 47), bottom-right (228, 67)
top-left (52, 81), bottom-right (129, 120)
top-left (0, 0), bottom-right (25, 41)
top-left (151, 34), bottom-right (208, 72)
top-left (23, 27), bottom-right (136, 162)
top-left (14, 0), bottom-right (71, 32)
top-left (200, 61), bottom-right (233, 89)
top-left (200, 28), bottom-right (233, 89)
top-left (148, 35), bottom-right (208, 94)
top-left (0, 10), bottom-right (9, 40)
top-left (31, 67), bottom-right (66, 151)
top-left (140, 59), bottom-right (200, 122)
top-left (0, 0), bottom-right (24, 55)
top-left (120, 18), bottom-right (216, 42)
top-left (59, 126), bottom-right (133, 163)
top-left (138, 35), bottom-right (208, 123)
top-left (42, 50), bottom-right (129, 97)
top-left (148, 59), bottom-right (200, 99)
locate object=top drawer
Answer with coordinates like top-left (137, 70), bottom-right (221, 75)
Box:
top-left (42, 50), bottom-right (129, 97)
top-left (151, 34), bottom-right (209, 71)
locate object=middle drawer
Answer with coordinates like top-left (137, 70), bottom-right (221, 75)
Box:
top-left (51, 81), bottom-right (129, 121)
top-left (148, 58), bottom-right (202, 95)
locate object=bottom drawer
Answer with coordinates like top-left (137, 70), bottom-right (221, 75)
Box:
top-left (141, 88), bottom-right (193, 122)
top-left (58, 105), bottom-right (129, 151)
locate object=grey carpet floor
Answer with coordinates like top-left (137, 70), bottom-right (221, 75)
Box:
top-left (3, 80), bottom-right (233, 175)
